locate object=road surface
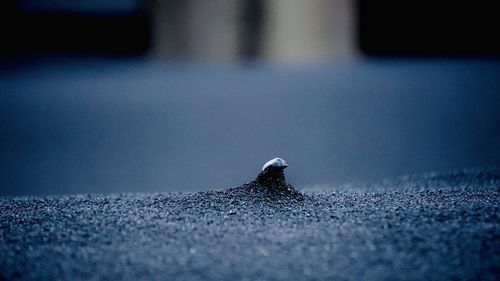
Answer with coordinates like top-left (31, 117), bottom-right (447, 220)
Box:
top-left (1, 168), bottom-right (499, 280)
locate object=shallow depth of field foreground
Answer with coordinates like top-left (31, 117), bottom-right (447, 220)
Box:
top-left (1, 168), bottom-right (499, 281)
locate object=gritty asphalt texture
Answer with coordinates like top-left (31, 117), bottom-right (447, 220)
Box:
top-left (1, 169), bottom-right (499, 281)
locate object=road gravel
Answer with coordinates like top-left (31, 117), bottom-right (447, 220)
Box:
top-left (1, 169), bottom-right (499, 280)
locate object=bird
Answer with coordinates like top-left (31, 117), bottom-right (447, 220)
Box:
top-left (251, 157), bottom-right (302, 198)
top-left (227, 157), bottom-right (302, 201)
top-left (256, 157), bottom-right (288, 185)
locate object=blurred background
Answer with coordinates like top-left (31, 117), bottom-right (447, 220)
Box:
top-left (1, 0), bottom-right (499, 196)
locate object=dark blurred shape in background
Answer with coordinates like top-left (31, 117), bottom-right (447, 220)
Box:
top-left (1, 1), bottom-right (500, 196)
top-left (0, 0), bottom-right (149, 56)
top-left (358, 1), bottom-right (500, 56)
top-left (3, 1), bottom-right (500, 60)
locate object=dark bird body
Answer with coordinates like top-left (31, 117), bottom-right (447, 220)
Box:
top-left (243, 158), bottom-right (303, 200)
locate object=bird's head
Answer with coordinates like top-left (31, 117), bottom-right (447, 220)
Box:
top-left (261, 157), bottom-right (288, 172)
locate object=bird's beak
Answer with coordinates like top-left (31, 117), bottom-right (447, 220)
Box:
top-left (283, 164), bottom-right (288, 168)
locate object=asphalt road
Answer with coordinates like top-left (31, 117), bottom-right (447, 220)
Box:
top-left (1, 169), bottom-right (499, 280)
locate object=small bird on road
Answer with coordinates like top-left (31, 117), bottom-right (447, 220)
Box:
top-left (256, 157), bottom-right (288, 185)
top-left (226, 157), bottom-right (302, 201)
top-left (250, 157), bottom-right (301, 199)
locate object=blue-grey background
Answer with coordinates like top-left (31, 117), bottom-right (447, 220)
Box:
top-left (2, 58), bottom-right (500, 196)
top-left (1, 1), bottom-right (500, 196)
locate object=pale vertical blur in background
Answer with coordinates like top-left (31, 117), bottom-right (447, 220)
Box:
top-left (146, 0), bottom-right (355, 61)
top-left (1, 0), bottom-right (500, 196)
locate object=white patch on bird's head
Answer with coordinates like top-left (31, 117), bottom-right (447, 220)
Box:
top-left (262, 158), bottom-right (288, 171)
